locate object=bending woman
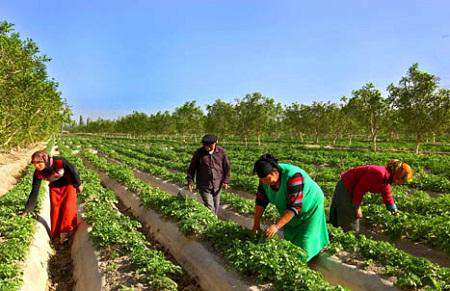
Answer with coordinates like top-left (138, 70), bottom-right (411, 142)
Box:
top-left (329, 159), bottom-right (413, 232)
top-left (23, 150), bottom-right (82, 243)
top-left (252, 154), bottom-right (329, 264)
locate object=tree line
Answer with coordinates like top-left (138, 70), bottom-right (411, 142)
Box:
top-left (72, 64), bottom-right (450, 153)
top-left (0, 21), bottom-right (70, 152)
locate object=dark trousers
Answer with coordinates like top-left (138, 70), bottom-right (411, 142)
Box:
top-left (199, 188), bottom-right (221, 215)
top-left (329, 180), bottom-right (359, 232)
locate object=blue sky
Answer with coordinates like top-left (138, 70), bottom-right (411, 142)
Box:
top-left (1, 0), bottom-right (449, 119)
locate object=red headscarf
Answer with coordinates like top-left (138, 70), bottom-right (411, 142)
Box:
top-left (31, 150), bottom-right (50, 166)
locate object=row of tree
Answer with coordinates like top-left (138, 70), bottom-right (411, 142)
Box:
top-left (0, 21), bottom-right (70, 151)
top-left (72, 64), bottom-right (450, 153)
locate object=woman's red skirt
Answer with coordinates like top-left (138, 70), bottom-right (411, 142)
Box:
top-left (49, 184), bottom-right (78, 238)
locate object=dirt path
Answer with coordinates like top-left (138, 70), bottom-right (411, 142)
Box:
top-left (48, 239), bottom-right (75, 291)
top-left (0, 142), bottom-right (46, 197)
top-left (114, 200), bottom-right (200, 291)
top-left (46, 146), bottom-right (75, 291)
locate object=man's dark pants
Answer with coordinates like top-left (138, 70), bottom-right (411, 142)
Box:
top-left (199, 187), bottom-right (221, 215)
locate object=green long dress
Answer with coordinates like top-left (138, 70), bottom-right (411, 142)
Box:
top-left (261, 163), bottom-right (330, 262)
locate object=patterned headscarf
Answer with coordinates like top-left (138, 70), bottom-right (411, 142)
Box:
top-left (386, 159), bottom-right (413, 183)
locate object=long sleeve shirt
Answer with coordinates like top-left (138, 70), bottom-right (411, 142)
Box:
top-left (341, 165), bottom-right (395, 207)
top-left (255, 172), bottom-right (304, 216)
top-left (186, 146), bottom-right (230, 191)
top-left (24, 156), bottom-right (81, 213)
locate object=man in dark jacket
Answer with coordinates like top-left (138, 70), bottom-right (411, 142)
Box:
top-left (186, 134), bottom-right (230, 214)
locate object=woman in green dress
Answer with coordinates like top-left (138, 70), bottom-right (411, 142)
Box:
top-left (252, 154), bottom-right (329, 266)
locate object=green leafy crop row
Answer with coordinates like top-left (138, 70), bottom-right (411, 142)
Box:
top-left (0, 140), bottom-right (53, 290)
top-left (76, 147), bottom-right (341, 291)
top-left (57, 143), bottom-right (182, 290)
top-left (71, 137), bottom-right (450, 290)
top-left (87, 137), bottom-right (450, 256)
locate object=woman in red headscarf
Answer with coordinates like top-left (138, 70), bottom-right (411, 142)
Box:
top-left (23, 150), bottom-right (82, 243)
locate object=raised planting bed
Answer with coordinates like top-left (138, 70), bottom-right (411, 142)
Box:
top-left (81, 142), bottom-right (450, 290)
top-left (58, 144), bottom-right (197, 290)
top-left (0, 143), bottom-right (53, 291)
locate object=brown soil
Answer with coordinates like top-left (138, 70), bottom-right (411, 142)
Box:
top-left (48, 238), bottom-right (75, 291)
top-left (99, 252), bottom-right (148, 291)
top-left (425, 190), bottom-right (447, 198)
top-left (114, 200), bottom-right (200, 291)
top-left (98, 249), bottom-right (199, 291)
top-left (229, 188), bottom-right (255, 200)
